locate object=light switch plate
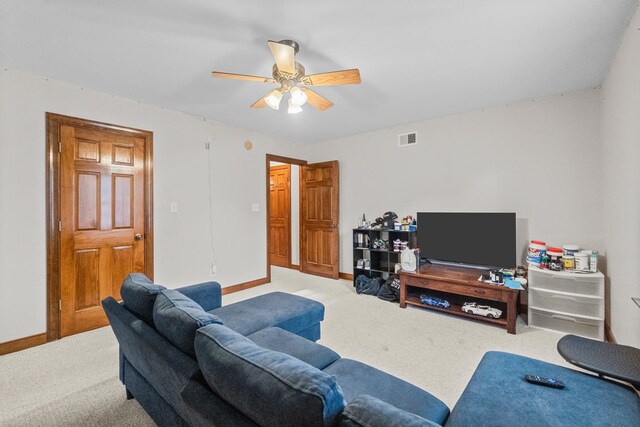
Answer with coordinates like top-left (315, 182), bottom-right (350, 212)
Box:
top-left (251, 203), bottom-right (260, 212)
top-left (170, 202), bottom-right (178, 213)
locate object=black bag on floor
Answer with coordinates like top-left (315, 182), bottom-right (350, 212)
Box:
top-left (355, 275), bottom-right (383, 295)
top-left (377, 277), bottom-right (400, 302)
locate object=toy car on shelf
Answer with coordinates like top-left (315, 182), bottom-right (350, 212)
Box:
top-left (461, 302), bottom-right (502, 319)
top-left (420, 295), bottom-right (450, 309)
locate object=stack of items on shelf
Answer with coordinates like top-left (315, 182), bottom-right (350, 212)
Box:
top-left (354, 232), bottom-right (370, 248)
top-left (353, 212), bottom-right (418, 302)
top-left (477, 266), bottom-right (527, 290)
top-left (355, 259), bottom-right (371, 270)
top-left (527, 240), bottom-right (598, 273)
top-left (392, 239), bottom-right (409, 252)
top-left (394, 215), bottom-right (417, 231)
top-left (526, 240), bottom-right (605, 339)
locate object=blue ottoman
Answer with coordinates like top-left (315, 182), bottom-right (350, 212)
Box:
top-left (446, 351), bottom-right (640, 427)
top-left (210, 291), bottom-right (325, 340)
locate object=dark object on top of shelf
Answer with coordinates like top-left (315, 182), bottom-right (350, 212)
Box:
top-left (355, 275), bottom-right (383, 295)
top-left (420, 295), bottom-right (450, 309)
top-left (383, 211), bottom-right (397, 228)
top-left (383, 211), bottom-right (397, 221)
top-left (557, 334), bottom-right (640, 390)
top-left (371, 217), bottom-right (384, 228)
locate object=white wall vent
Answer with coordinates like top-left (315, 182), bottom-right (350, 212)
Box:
top-left (398, 132), bottom-right (417, 147)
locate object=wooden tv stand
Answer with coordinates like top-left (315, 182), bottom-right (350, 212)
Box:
top-left (399, 264), bottom-right (520, 334)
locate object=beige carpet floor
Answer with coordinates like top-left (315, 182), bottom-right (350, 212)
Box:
top-left (0, 267), bottom-right (571, 426)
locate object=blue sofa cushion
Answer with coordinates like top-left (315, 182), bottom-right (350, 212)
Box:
top-left (120, 273), bottom-right (166, 326)
top-left (209, 291), bottom-right (324, 337)
top-left (176, 281), bottom-right (222, 311)
top-left (339, 395), bottom-right (441, 427)
top-left (323, 359), bottom-right (450, 426)
top-left (153, 289), bottom-right (223, 358)
top-left (446, 351), bottom-right (640, 427)
top-left (195, 323), bottom-right (345, 427)
top-left (102, 297), bottom-right (201, 421)
top-left (247, 327), bottom-right (340, 370)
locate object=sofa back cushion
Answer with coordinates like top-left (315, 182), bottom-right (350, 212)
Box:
top-left (120, 273), bottom-right (166, 326)
top-left (195, 323), bottom-right (345, 427)
top-left (339, 395), bottom-right (440, 427)
top-left (153, 289), bottom-right (223, 358)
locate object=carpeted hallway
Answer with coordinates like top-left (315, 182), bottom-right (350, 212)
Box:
top-left (0, 267), bottom-right (570, 426)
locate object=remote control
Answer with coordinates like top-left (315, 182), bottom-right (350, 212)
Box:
top-left (524, 375), bottom-right (565, 389)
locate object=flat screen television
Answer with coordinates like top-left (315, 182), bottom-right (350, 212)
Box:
top-left (417, 212), bottom-right (516, 268)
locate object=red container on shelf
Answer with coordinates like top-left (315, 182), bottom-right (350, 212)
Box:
top-left (546, 247), bottom-right (564, 271)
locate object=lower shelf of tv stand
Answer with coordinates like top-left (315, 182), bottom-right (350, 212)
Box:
top-left (399, 264), bottom-right (519, 334)
top-left (403, 295), bottom-right (508, 326)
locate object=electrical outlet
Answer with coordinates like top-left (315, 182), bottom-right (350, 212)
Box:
top-left (210, 265), bottom-right (217, 276)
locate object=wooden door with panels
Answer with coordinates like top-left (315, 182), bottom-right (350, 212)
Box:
top-left (47, 113), bottom-right (153, 339)
top-left (269, 165), bottom-right (291, 268)
top-left (300, 161), bottom-right (340, 279)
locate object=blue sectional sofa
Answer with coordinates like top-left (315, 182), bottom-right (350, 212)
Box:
top-left (103, 274), bottom-right (450, 426)
top-left (104, 274), bottom-right (640, 427)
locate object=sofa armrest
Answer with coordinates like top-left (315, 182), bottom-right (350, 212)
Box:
top-left (176, 281), bottom-right (222, 311)
top-left (339, 395), bottom-right (442, 427)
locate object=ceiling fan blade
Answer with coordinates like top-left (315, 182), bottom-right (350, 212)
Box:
top-left (303, 89), bottom-right (334, 111)
top-left (212, 71), bottom-right (276, 83)
top-left (268, 40), bottom-right (295, 74)
top-left (250, 92), bottom-right (270, 109)
top-left (302, 69), bottom-right (361, 86)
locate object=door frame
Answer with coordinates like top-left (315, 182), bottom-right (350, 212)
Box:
top-left (265, 154), bottom-right (307, 283)
top-left (45, 113), bottom-right (154, 341)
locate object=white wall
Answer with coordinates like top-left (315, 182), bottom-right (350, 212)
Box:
top-left (306, 90), bottom-right (604, 275)
top-left (0, 69), bottom-right (304, 343)
top-left (601, 5), bottom-right (640, 347)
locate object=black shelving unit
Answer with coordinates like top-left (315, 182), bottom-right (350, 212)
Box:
top-left (352, 228), bottom-right (418, 287)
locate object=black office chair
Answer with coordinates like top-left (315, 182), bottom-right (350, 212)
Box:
top-left (557, 334), bottom-right (640, 391)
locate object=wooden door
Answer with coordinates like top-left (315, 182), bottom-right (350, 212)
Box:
top-left (300, 161), bottom-right (339, 279)
top-left (59, 124), bottom-right (147, 337)
top-left (269, 165), bottom-right (291, 267)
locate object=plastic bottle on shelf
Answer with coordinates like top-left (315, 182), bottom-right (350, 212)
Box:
top-left (527, 240), bottom-right (547, 266)
top-left (547, 247), bottom-right (564, 271)
top-left (590, 250), bottom-right (598, 272)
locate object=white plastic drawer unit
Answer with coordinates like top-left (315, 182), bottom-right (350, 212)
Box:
top-left (528, 307), bottom-right (604, 340)
top-left (528, 288), bottom-right (604, 319)
top-left (528, 267), bottom-right (604, 297)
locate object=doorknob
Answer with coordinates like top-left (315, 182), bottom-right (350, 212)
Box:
top-left (135, 233), bottom-right (143, 240)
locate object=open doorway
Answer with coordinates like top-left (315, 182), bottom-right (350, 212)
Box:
top-left (269, 162), bottom-right (296, 268)
top-left (266, 155), bottom-right (306, 281)
top-left (266, 154), bottom-right (341, 282)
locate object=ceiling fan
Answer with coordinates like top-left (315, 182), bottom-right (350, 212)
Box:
top-left (212, 40), bottom-right (361, 114)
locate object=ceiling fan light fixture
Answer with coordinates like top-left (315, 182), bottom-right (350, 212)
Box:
top-left (289, 86), bottom-right (307, 106)
top-left (264, 89), bottom-right (283, 110)
top-left (287, 98), bottom-right (303, 114)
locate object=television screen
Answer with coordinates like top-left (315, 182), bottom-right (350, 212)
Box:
top-left (417, 212), bottom-right (516, 268)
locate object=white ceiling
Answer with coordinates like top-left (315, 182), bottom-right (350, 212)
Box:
top-left (1, 0), bottom-right (637, 143)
